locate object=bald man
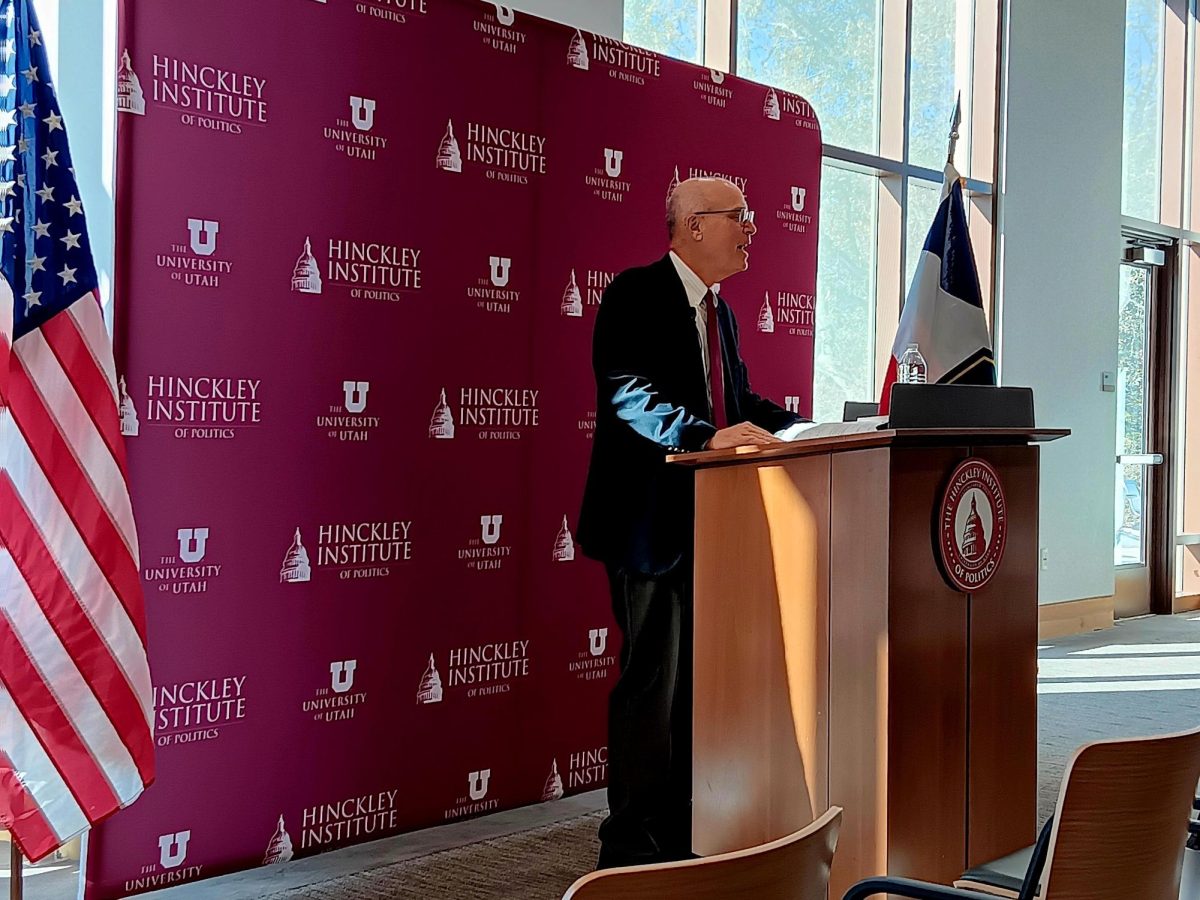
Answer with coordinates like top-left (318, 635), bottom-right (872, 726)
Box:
top-left (577, 177), bottom-right (805, 868)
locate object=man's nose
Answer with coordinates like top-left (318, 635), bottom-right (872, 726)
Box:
top-left (744, 218), bottom-right (757, 235)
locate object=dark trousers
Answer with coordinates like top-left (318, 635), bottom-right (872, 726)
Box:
top-left (596, 561), bottom-right (693, 869)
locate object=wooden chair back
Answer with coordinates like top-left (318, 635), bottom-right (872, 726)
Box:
top-left (560, 806), bottom-right (841, 900)
top-left (1042, 725), bottom-right (1200, 900)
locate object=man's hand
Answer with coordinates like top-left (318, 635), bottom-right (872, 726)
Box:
top-left (705, 422), bottom-right (781, 450)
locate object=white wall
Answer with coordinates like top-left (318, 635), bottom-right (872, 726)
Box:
top-left (508, 0), bottom-right (621, 37)
top-left (998, 0), bottom-right (1125, 604)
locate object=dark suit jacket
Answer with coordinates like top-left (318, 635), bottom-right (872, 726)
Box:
top-left (577, 254), bottom-right (804, 575)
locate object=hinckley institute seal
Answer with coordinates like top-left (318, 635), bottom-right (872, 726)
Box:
top-left (937, 458), bottom-right (1007, 593)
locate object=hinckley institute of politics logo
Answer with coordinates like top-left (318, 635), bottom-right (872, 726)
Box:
top-left (349, 0), bottom-right (428, 27)
top-left (445, 769), bottom-right (500, 821)
top-left (142, 527), bottom-right (223, 597)
top-left (321, 95), bottom-right (389, 162)
top-left (466, 255), bottom-right (521, 315)
top-left (418, 639), bottom-right (532, 702)
top-left (937, 458), bottom-right (1008, 593)
top-left (120, 374), bottom-right (263, 441)
top-left (567, 29), bottom-right (661, 87)
top-left (291, 236), bottom-right (423, 304)
top-left (153, 674), bottom-right (248, 748)
top-left (668, 163), bottom-right (749, 202)
top-left (775, 184), bottom-right (813, 235)
top-left (473, 4), bottom-right (528, 55)
top-left (566, 746), bottom-right (609, 791)
top-left (560, 268), bottom-right (614, 318)
top-left (300, 659), bottom-right (367, 723)
top-left (117, 50), bottom-right (267, 135)
top-left (316, 380), bottom-right (382, 443)
top-left (435, 118), bottom-right (548, 184)
top-left (428, 386), bottom-right (541, 441)
top-left (458, 514), bottom-right (513, 572)
top-left (691, 68), bottom-right (734, 108)
top-left (299, 789), bottom-right (400, 851)
top-left (281, 521), bottom-right (413, 583)
top-left (122, 830), bottom-right (202, 894)
top-left (583, 147), bottom-right (630, 204)
top-left (568, 627), bottom-right (616, 682)
top-left (756, 290), bottom-right (815, 338)
top-left (762, 85), bottom-right (820, 132)
top-left (154, 217), bottom-right (233, 289)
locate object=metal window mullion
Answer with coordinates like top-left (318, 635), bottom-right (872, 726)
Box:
top-left (703, 0), bottom-right (735, 73)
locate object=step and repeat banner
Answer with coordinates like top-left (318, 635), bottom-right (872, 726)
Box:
top-left (86, 1), bottom-right (821, 895)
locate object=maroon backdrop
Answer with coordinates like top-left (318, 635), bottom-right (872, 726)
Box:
top-left (86, 1), bottom-right (821, 895)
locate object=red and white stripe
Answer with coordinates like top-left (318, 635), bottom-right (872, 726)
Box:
top-left (1, 292), bottom-right (154, 862)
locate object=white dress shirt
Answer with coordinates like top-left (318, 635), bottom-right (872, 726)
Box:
top-left (668, 251), bottom-right (720, 409)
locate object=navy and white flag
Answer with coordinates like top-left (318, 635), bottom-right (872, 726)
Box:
top-left (879, 163), bottom-right (995, 414)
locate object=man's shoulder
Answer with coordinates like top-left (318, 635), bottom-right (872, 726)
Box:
top-left (609, 255), bottom-right (674, 291)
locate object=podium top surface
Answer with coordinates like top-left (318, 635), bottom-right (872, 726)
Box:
top-left (667, 427), bottom-right (1069, 468)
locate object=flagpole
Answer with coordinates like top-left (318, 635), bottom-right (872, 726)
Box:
top-left (946, 91), bottom-right (962, 167)
top-left (9, 842), bottom-right (22, 900)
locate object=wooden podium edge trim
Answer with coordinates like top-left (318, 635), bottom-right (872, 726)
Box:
top-left (1037, 595), bottom-right (1115, 639)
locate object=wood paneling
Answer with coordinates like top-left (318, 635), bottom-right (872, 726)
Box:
top-left (967, 445), bottom-right (1040, 867)
top-left (887, 446), bottom-right (970, 885)
top-left (692, 455), bottom-right (830, 855)
top-left (828, 448), bottom-right (891, 898)
top-left (1037, 596), bottom-right (1115, 640)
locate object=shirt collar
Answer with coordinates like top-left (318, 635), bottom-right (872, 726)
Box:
top-left (669, 251), bottom-right (720, 309)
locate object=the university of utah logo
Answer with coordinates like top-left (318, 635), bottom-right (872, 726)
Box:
top-left (937, 458), bottom-right (1007, 593)
top-left (349, 96), bottom-right (375, 131)
top-left (784, 396), bottom-right (800, 414)
top-left (177, 528), bottom-right (209, 563)
top-left (468, 769), bottom-right (491, 800)
top-left (158, 830), bottom-right (191, 869)
top-left (791, 187), bottom-right (806, 212)
top-left (330, 659), bottom-right (357, 693)
top-left (343, 380), bottom-right (369, 413)
top-left (480, 514), bottom-right (503, 545)
top-left (588, 627), bottom-right (608, 657)
top-left (187, 219), bottom-right (219, 256)
top-left (604, 148), bottom-right (623, 178)
top-left (489, 256), bottom-right (511, 287)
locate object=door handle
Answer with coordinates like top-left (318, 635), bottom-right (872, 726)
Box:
top-left (1117, 453), bottom-right (1164, 465)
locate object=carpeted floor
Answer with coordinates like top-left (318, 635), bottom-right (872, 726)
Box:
top-left (165, 611), bottom-right (1200, 900)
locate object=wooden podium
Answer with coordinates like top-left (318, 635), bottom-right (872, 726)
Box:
top-left (670, 427), bottom-right (1066, 897)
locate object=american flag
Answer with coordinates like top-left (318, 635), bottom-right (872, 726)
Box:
top-left (0, 0), bottom-right (154, 862)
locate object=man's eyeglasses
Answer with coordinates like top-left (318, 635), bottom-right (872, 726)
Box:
top-left (692, 207), bottom-right (755, 225)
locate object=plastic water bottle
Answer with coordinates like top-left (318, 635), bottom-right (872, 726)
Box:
top-left (897, 343), bottom-right (927, 384)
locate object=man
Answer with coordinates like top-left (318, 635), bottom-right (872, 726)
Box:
top-left (577, 177), bottom-right (805, 868)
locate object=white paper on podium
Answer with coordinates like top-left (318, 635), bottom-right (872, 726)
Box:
top-left (773, 415), bottom-right (889, 442)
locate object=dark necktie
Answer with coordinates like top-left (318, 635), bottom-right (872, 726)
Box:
top-left (703, 290), bottom-right (727, 429)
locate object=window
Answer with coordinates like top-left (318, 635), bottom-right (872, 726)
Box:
top-left (737, 0), bottom-right (883, 154)
top-left (1122, 0), bottom-right (1166, 222)
top-left (813, 165), bottom-right (878, 422)
top-left (908, 0), bottom-right (972, 173)
top-left (622, 0), bottom-right (703, 63)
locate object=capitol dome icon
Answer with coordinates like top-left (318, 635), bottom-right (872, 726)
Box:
top-left (542, 759), bottom-right (564, 801)
top-left (263, 815), bottom-right (293, 865)
top-left (291, 237), bottom-right (322, 294)
top-left (561, 269), bottom-right (583, 317)
top-left (436, 120), bottom-right (462, 173)
top-left (763, 87), bottom-right (781, 121)
top-left (417, 654), bottom-right (443, 704)
top-left (567, 29), bottom-right (589, 70)
top-left (280, 528), bottom-right (311, 583)
top-left (959, 494), bottom-right (987, 561)
top-left (666, 165), bottom-right (681, 204)
top-left (117, 49), bottom-right (145, 116)
top-left (757, 292), bottom-right (775, 333)
top-left (429, 388), bottom-right (455, 439)
top-left (552, 515), bottom-right (575, 562)
top-left (118, 376), bottom-right (139, 436)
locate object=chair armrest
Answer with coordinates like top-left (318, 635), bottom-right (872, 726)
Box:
top-left (844, 877), bottom-right (1012, 900)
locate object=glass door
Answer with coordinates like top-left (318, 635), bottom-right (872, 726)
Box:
top-left (1115, 261), bottom-right (1163, 615)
